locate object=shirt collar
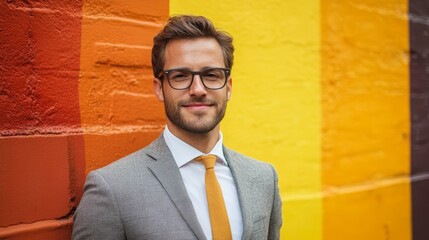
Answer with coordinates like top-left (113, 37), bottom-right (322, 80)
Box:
top-left (163, 125), bottom-right (227, 168)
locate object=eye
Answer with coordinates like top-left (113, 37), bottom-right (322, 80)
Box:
top-left (169, 70), bottom-right (192, 82)
top-left (203, 69), bottom-right (223, 80)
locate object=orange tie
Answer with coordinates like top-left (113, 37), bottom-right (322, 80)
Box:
top-left (196, 155), bottom-right (232, 240)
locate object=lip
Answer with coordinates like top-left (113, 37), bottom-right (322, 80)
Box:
top-left (182, 102), bottom-right (213, 110)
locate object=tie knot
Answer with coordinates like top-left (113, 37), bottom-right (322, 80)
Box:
top-left (196, 154), bottom-right (217, 170)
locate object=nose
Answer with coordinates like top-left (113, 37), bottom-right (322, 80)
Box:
top-left (189, 74), bottom-right (207, 96)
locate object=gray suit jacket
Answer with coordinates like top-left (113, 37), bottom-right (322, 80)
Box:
top-left (72, 135), bottom-right (282, 240)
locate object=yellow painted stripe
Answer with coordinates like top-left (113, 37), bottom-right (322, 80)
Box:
top-left (170, 1), bottom-right (322, 239)
top-left (321, 0), bottom-right (411, 239)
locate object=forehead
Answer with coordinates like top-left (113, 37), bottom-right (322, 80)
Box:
top-left (164, 38), bottom-right (224, 69)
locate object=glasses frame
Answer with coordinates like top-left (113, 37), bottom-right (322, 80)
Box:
top-left (159, 67), bottom-right (231, 90)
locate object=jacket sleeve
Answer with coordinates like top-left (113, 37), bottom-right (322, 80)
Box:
top-left (72, 171), bottom-right (125, 240)
top-left (268, 166), bottom-right (282, 240)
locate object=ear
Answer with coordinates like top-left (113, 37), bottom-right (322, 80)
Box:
top-left (226, 77), bottom-right (232, 101)
top-left (153, 78), bottom-right (164, 102)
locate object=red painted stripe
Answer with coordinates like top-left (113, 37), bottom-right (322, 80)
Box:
top-left (0, 1), bottom-right (83, 134)
top-left (0, 1), bottom-right (85, 238)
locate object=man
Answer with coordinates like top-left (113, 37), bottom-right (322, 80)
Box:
top-left (72, 15), bottom-right (282, 240)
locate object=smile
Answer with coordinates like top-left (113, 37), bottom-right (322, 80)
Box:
top-left (182, 102), bottom-right (213, 110)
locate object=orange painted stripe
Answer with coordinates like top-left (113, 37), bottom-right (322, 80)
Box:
top-left (78, 0), bottom-right (168, 172)
top-left (321, 1), bottom-right (411, 239)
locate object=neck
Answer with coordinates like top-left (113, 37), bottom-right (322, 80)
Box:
top-left (166, 123), bottom-right (220, 154)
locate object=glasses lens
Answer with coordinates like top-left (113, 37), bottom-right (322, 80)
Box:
top-left (167, 69), bottom-right (192, 89)
top-left (165, 68), bottom-right (229, 90)
top-left (201, 68), bottom-right (226, 89)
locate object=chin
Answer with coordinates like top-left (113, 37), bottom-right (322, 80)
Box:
top-left (185, 125), bottom-right (217, 134)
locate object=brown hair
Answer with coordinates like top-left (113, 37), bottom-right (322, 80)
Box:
top-left (151, 15), bottom-right (234, 78)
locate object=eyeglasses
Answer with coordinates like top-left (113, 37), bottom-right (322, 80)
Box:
top-left (159, 67), bottom-right (231, 90)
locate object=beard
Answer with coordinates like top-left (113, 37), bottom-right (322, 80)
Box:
top-left (164, 95), bottom-right (227, 134)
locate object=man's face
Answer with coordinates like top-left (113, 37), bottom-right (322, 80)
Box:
top-left (153, 38), bottom-right (232, 135)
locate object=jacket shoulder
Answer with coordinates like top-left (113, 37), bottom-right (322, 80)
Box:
top-left (94, 136), bottom-right (164, 177)
top-left (224, 147), bottom-right (276, 175)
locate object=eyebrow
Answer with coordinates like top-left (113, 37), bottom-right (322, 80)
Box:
top-left (165, 66), bottom-right (225, 71)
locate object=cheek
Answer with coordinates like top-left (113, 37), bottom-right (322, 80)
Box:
top-left (162, 89), bottom-right (181, 104)
top-left (214, 91), bottom-right (229, 104)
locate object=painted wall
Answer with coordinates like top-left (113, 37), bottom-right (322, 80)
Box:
top-left (78, 0), bottom-right (168, 173)
top-left (1, 0), bottom-right (428, 239)
top-left (170, 1), bottom-right (323, 239)
top-left (170, 0), bottom-right (417, 240)
top-left (0, 0), bottom-right (168, 239)
top-left (0, 1), bottom-right (85, 239)
top-left (321, 1), bottom-right (411, 239)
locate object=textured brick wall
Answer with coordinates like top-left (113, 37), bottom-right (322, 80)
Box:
top-left (1, 0), bottom-right (428, 240)
top-left (171, 1), bottom-right (427, 240)
top-left (0, 0), bottom-right (167, 239)
top-left (79, 0), bottom-right (168, 173)
top-left (0, 1), bottom-right (85, 239)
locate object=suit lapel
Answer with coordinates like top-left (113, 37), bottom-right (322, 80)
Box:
top-left (224, 148), bottom-right (255, 240)
top-left (146, 136), bottom-right (206, 240)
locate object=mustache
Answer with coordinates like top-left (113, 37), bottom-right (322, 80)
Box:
top-left (179, 96), bottom-right (215, 106)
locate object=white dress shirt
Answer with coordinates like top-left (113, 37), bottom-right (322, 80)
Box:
top-left (163, 126), bottom-right (243, 240)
